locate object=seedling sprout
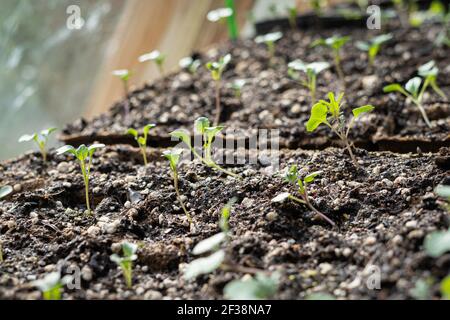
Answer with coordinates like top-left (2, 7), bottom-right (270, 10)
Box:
top-left (170, 117), bottom-right (240, 179)
top-left (356, 33), bottom-right (393, 67)
top-left (18, 128), bottom-right (57, 162)
top-left (224, 272), bottom-right (280, 300)
top-left (139, 50), bottom-right (166, 75)
top-left (179, 56), bottom-right (201, 74)
top-left (205, 54), bottom-right (231, 126)
top-left (162, 149), bottom-right (193, 227)
top-left (418, 60), bottom-right (448, 101)
top-left (311, 35), bottom-right (350, 83)
top-left (110, 242), bottom-right (138, 288)
top-left (272, 165), bottom-right (335, 226)
top-left (254, 32), bottom-right (283, 64)
top-left (229, 79), bottom-right (246, 98)
top-left (56, 143), bottom-right (105, 214)
top-left (206, 7), bottom-right (233, 23)
top-left (32, 272), bottom-right (72, 300)
top-left (112, 69), bottom-right (131, 96)
top-left (286, 6), bottom-right (298, 29)
top-left (383, 76), bottom-right (432, 128)
top-left (305, 92), bottom-right (374, 168)
top-left (288, 59), bottom-right (330, 103)
top-left (126, 124), bottom-right (156, 165)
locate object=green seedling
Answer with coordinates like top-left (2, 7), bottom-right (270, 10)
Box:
top-left (254, 32), bottom-right (283, 64)
top-left (139, 50), bottom-right (166, 75)
top-left (435, 184), bottom-right (450, 211)
top-left (356, 33), bottom-right (393, 67)
top-left (126, 124), bottom-right (156, 165)
top-left (287, 6), bottom-right (298, 29)
top-left (424, 227), bottom-right (450, 258)
top-left (272, 165), bottom-right (335, 226)
top-left (179, 56), bottom-right (201, 74)
top-left (32, 272), bottom-right (72, 300)
top-left (0, 185), bottom-right (13, 200)
top-left (205, 54), bottom-right (231, 126)
top-left (229, 79), bottom-right (246, 98)
top-left (418, 60), bottom-right (448, 101)
top-left (170, 117), bottom-right (240, 179)
top-left (56, 143), bottom-right (105, 214)
top-left (224, 272), bottom-right (280, 300)
top-left (225, 0), bottom-right (239, 40)
top-left (162, 149), bottom-right (192, 227)
top-left (383, 76), bottom-right (432, 128)
top-left (112, 69), bottom-right (131, 96)
top-left (207, 5), bottom-right (238, 40)
top-left (288, 59), bottom-right (330, 103)
top-left (311, 35), bottom-right (350, 83)
top-left (305, 92), bottom-right (374, 168)
top-left (110, 242), bottom-right (138, 288)
top-left (410, 278), bottom-right (434, 300)
top-left (18, 128), bottom-right (57, 162)
top-left (184, 198), bottom-right (236, 279)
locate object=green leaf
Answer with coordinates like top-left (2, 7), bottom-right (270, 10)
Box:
top-left (435, 185), bottom-right (450, 199)
top-left (88, 144), bottom-right (105, 155)
top-left (304, 171), bottom-right (323, 183)
top-left (308, 62), bottom-right (330, 74)
top-left (137, 137), bottom-right (146, 146)
top-left (56, 145), bottom-right (76, 156)
top-left (112, 69), bottom-right (131, 81)
top-left (76, 145), bottom-right (89, 160)
top-left (372, 33), bottom-right (393, 45)
top-left (327, 92), bottom-right (342, 118)
top-left (306, 102), bottom-right (328, 132)
top-left (184, 250), bottom-right (225, 279)
top-left (170, 130), bottom-right (191, 146)
top-left (220, 197), bottom-right (237, 232)
top-left (162, 149), bottom-right (183, 171)
top-left (192, 232), bottom-right (227, 255)
top-left (352, 105), bottom-right (375, 118)
top-left (224, 272), bottom-right (279, 300)
top-left (409, 278), bottom-right (432, 300)
top-left (418, 60), bottom-right (438, 78)
top-left (405, 77), bottom-right (422, 97)
top-left (255, 31), bottom-right (283, 44)
top-left (284, 165), bottom-right (298, 184)
top-left (122, 242), bottom-right (138, 258)
top-left (424, 229), bottom-right (450, 257)
top-left (18, 133), bottom-right (37, 143)
top-left (195, 117), bottom-right (210, 134)
top-left (441, 275), bottom-right (450, 300)
top-left (0, 185), bottom-right (13, 199)
top-left (204, 126), bottom-right (224, 144)
top-left (143, 124), bottom-right (156, 136)
top-left (32, 272), bottom-right (63, 293)
top-left (126, 128), bottom-right (138, 138)
top-left (310, 38), bottom-right (326, 47)
top-left (383, 83), bottom-right (407, 95)
top-left (355, 41), bottom-right (370, 51)
top-left (41, 127), bottom-right (57, 137)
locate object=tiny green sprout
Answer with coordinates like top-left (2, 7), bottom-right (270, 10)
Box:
top-left (184, 198), bottom-right (236, 279)
top-left (305, 92), bottom-right (374, 168)
top-left (170, 117), bottom-right (240, 179)
top-left (0, 185), bottom-right (13, 200)
top-left (286, 6), bottom-right (298, 29)
top-left (179, 56), bottom-right (201, 74)
top-left (224, 272), bottom-right (280, 300)
top-left (18, 128), bottom-right (57, 162)
top-left (288, 59), bottom-right (330, 103)
top-left (139, 50), bottom-right (166, 75)
top-left (126, 124), bottom-right (156, 165)
top-left (205, 54), bottom-right (231, 125)
top-left (410, 278), bottom-right (433, 300)
top-left (56, 143), bottom-right (105, 214)
top-left (418, 60), bottom-right (448, 101)
top-left (311, 35), bottom-right (351, 83)
top-left (110, 242), bottom-right (138, 288)
top-left (112, 69), bottom-right (131, 96)
top-left (32, 272), bottom-right (72, 300)
top-left (435, 185), bottom-right (450, 211)
top-left (383, 76), bottom-right (432, 128)
top-left (424, 227), bottom-right (450, 258)
top-left (254, 31), bottom-right (283, 64)
top-left (441, 275), bottom-right (450, 300)
top-left (356, 33), bottom-right (393, 67)
top-left (162, 149), bottom-right (193, 227)
top-left (229, 79), bottom-right (246, 98)
top-left (272, 165), bottom-right (335, 226)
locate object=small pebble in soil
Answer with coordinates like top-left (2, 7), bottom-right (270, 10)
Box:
top-left (13, 184), bottom-right (22, 192)
top-left (266, 211), bottom-right (278, 221)
top-left (111, 242), bottom-right (122, 254)
top-left (87, 226), bottom-right (101, 237)
top-left (364, 236), bottom-right (377, 246)
top-left (81, 265), bottom-right (93, 281)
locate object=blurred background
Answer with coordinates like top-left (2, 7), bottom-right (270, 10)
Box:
top-left (0, 0), bottom-right (344, 160)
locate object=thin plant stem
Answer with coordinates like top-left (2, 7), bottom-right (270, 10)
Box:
top-left (334, 52), bottom-right (345, 86)
top-left (326, 123), bottom-right (359, 168)
top-left (80, 160), bottom-right (91, 214)
top-left (140, 145), bottom-right (148, 165)
top-left (289, 192), bottom-right (335, 227)
top-left (172, 170), bottom-right (192, 226)
top-left (413, 100), bottom-right (432, 128)
top-left (213, 80), bottom-right (221, 126)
